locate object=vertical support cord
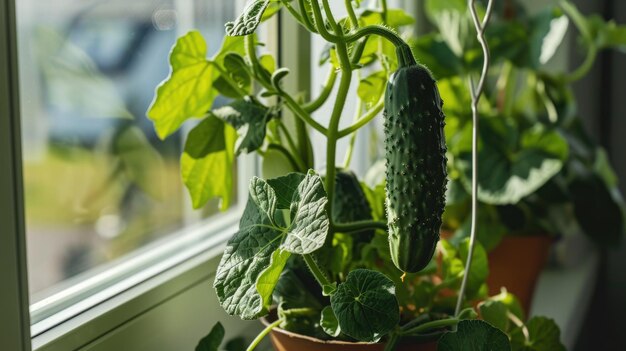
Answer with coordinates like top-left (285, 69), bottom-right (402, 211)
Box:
top-left (455, 0), bottom-right (494, 317)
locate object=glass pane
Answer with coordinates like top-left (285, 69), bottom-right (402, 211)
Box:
top-left (16, 0), bottom-right (237, 302)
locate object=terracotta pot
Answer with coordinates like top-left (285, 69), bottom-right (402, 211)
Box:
top-left (487, 235), bottom-right (553, 314)
top-left (260, 316), bottom-right (437, 351)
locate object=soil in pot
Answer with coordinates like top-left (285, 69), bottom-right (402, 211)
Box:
top-left (260, 314), bottom-right (437, 351)
top-left (487, 235), bottom-right (553, 314)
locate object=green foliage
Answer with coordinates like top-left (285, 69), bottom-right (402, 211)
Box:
top-left (195, 322), bottom-right (225, 351)
top-left (510, 317), bottom-right (565, 351)
top-left (438, 320), bottom-right (511, 351)
top-left (330, 269), bottom-right (400, 342)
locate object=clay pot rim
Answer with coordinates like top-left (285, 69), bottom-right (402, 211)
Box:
top-left (259, 315), bottom-right (382, 346)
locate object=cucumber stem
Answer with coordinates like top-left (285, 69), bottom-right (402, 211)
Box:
top-left (246, 319), bottom-right (282, 351)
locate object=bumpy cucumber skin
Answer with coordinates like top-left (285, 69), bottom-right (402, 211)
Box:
top-left (384, 62), bottom-right (447, 273)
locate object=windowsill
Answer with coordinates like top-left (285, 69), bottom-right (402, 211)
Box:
top-left (31, 218), bottom-right (239, 350)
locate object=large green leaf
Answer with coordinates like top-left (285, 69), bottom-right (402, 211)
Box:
top-left (459, 121), bottom-right (569, 205)
top-left (225, 0), bottom-right (271, 36)
top-left (478, 300), bottom-right (510, 332)
top-left (181, 115), bottom-right (237, 210)
top-left (195, 322), bottom-right (225, 351)
top-left (148, 31), bottom-right (220, 139)
top-left (266, 173), bottom-right (306, 209)
top-left (330, 269), bottom-right (399, 342)
top-left (510, 317), bottom-right (565, 351)
top-left (215, 172), bottom-right (329, 320)
top-left (424, 0), bottom-right (473, 57)
top-left (438, 320), bottom-right (511, 351)
top-left (214, 99), bottom-right (274, 155)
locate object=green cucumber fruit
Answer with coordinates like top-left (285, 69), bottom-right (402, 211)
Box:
top-left (384, 44), bottom-right (448, 273)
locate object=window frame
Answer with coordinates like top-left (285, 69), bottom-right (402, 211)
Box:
top-left (0, 0), bottom-right (289, 350)
top-left (0, 0), bottom-right (31, 349)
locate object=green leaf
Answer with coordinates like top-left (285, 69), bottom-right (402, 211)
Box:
top-left (357, 71), bottom-right (386, 107)
top-left (409, 35), bottom-right (464, 79)
top-left (510, 317), bottom-right (565, 351)
top-left (182, 116), bottom-right (237, 210)
top-left (452, 205), bottom-right (505, 251)
top-left (148, 31), bottom-right (219, 139)
top-left (424, 0), bottom-right (473, 57)
top-left (224, 337), bottom-right (247, 351)
top-left (438, 320), bottom-right (511, 351)
top-left (569, 171), bottom-right (625, 246)
top-left (529, 8), bottom-right (569, 67)
top-left (490, 288), bottom-right (525, 321)
top-left (225, 0), bottom-right (271, 36)
top-left (478, 300), bottom-right (510, 332)
top-left (266, 173), bottom-right (306, 209)
top-left (330, 269), bottom-right (400, 342)
top-left (249, 176), bottom-right (278, 223)
top-left (215, 173), bottom-right (329, 320)
top-left (214, 197), bottom-right (285, 319)
top-left (282, 171), bottom-right (330, 254)
top-left (214, 99), bottom-right (274, 155)
top-left (360, 9), bottom-right (415, 28)
top-left (459, 122), bottom-right (569, 205)
top-left (458, 239), bottom-right (489, 299)
top-left (214, 53), bottom-right (251, 98)
top-left (586, 15), bottom-right (626, 52)
top-left (320, 306), bottom-right (341, 337)
top-left (112, 125), bottom-right (165, 199)
top-left (195, 322), bottom-right (225, 351)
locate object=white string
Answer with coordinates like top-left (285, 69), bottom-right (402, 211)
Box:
top-left (454, 0), bottom-right (494, 317)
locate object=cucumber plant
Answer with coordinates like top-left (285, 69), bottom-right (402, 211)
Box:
top-left (148, 1), bottom-right (568, 350)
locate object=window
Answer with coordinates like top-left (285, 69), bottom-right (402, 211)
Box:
top-left (14, 0), bottom-right (252, 337)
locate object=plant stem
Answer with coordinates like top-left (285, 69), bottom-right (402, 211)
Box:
top-left (246, 319), bottom-right (282, 351)
top-left (344, 25), bottom-right (406, 48)
top-left (381, 0), bottom-right (388, 23)
top-left (338, 97), bottom-right (384, 138)
top-left (559, 0), bottom-right (598, 82)
top-left (399, 318), bottom-right (459, 336)
top-left (303, 67), bottom-right (338, 113)
top-left (277, 121), bottom-right (300, 158)
top-left (321, 0), bottom-right (341, 33)
top-left (303, 253), bottom-right (332, 287)
top-left (298, 0), bottom-right (318, 33)
top-left (384, 330), bottom-right (399, 351)
top-left (280, 0), bottom-right (306, 25)
top-left (268, 144), bottom-right (307, 172)
top-left (244, 35), bottom-right (329, 136)
top-left (325, 43), bottom-right (353, 227)
top-left (334, 220), bottom-right (388, 233)
top-left (309, 0), bottom-right (341, 42)
top-left (343, 98), bottom-right (363, 168)
top-left (345, 0), bottom-right (359, 29)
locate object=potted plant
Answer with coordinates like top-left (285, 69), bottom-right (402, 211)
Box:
top-left (406, 0), bottom-right (626, 311)
top-left (147, 0), bottom-right (567, 350)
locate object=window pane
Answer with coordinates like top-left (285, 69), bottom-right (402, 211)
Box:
top-left (16, 0), bottom-right (237, 302)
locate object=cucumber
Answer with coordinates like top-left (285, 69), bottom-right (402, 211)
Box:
top-left (384, 45), bottom-right (448, 273)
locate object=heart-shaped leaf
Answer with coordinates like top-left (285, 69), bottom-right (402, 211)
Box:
top-left (330, 269), bottom-right (399, 342)
top-left (438, 320), bottom-right (511, 351)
